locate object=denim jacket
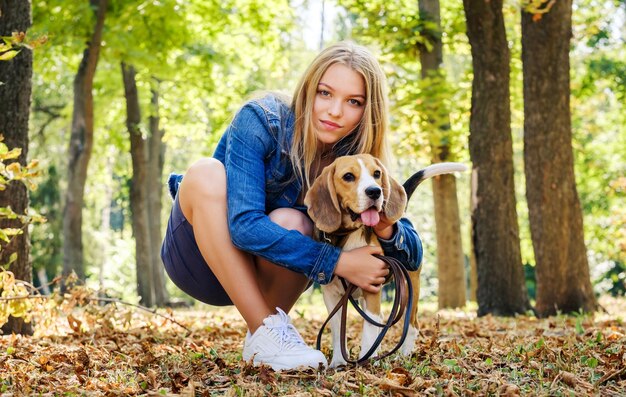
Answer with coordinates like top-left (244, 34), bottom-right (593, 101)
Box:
top-left (167, 95), bottom-right (423, 285)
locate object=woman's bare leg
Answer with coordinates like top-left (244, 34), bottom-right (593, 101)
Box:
top-left (178, 158), bottom-right (271, 332)
top-left (255, 208), bottom-right (311, 314)
top-left (178, 158), bottom-right (310, 332)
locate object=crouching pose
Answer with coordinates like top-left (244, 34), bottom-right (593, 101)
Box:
top-left (160, 41), bottom-right (423, 371)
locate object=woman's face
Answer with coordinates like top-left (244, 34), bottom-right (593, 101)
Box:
top-left (312, 63), bottom-right (366, 149)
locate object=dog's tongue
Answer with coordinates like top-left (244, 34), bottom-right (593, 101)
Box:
top-left (360, 208), bottom-right (380, 227)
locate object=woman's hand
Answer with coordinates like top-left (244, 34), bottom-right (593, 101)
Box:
top-left (372, 213), bottom-right (395, 239)
top-left (334, 246), bottom-right (389, 293)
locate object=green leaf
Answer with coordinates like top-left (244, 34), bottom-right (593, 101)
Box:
top-left (0, 49), bottom-right (20, 61)
top-left (585, 356), bottom-right (599, 368)
top-left (595, 332), bottom-right (603, 343)
top-left (0, 229), bottom-right (8, 243)
top-left (575, 317), bottom-right (585, 335)
top-left (3, 228), bottom-right (23, 237)
top-left (0, 207), bottom-right (19, 219)
top-left (0, 148), bottom-right (21, 161)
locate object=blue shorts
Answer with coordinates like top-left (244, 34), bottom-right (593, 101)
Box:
top-left (161, 195), bottom-right (233, 306)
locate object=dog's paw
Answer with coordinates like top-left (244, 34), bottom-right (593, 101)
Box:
top-left (360, 313), bottom-right (383, 357)
top-left (400, 326), bottom-right (419, 356)
top-left (329, 356), bottom-right (348, 369)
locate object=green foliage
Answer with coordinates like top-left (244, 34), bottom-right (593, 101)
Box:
top-left (414, 69), bottom-right (465, 161)
top-left (0, 32), bottom-right (47, 62)
top-left (0, 269), bottom-right (32, 327)
top-left (334, 0), bottom-right (472, 296)
top-left (336, 0), bottom-right (471, 164)
top-left (0, 138), bottom-right (44, 228)
top-left (0, 138), bottom-right (44, 327)
top-left (582, 58), bottom-right (626, 102)
top-left (339, 0), bottom-right (434, 59)
top-left (570, 0), bottom-right (626, 294)
top-left (0, 152), bottom-right (45, 276)
top-left (27, 0), bottom-right (303, 295)
top-left (0, 36), bottom-right (21, 61)
top-left (595, 260), bottom-right (626, 296)
top-left (29, 165), bottom-right (62, 278)
top-left (521, 0), bottom-right (556, 17)
top-left (0, 23), bottom-right (49, 327)
top-left (22, 0), bottom-right (626, 300)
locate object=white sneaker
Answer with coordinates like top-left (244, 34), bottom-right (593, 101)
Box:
top-left (242, 308), bottom-right (328, 371)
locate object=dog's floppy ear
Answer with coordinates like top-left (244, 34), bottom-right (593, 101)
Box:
top-left (376, 158), bottom-right (407, 223)
top-left (304, 163), bottom-right (342, 233)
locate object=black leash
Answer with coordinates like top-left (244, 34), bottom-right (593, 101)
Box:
top-left (316, 254), bottom-right (413, 365)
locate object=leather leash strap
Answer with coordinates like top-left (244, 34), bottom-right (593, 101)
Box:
top-left (316, 254), bottom-right (413, 365)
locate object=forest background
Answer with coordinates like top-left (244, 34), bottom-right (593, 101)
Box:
top-left (4, 0), bottom-right (622, 308)
top-left (0, 0), bottom-right (625, 394)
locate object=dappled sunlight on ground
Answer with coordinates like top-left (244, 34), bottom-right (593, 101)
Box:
top-left (1, 292), bottom-right (625, 395)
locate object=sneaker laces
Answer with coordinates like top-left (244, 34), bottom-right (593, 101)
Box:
top-left (266, 308), bottom-right (307, 350)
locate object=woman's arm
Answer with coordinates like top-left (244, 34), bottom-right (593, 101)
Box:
top-left (222, 101), bottom-right (341, 285)
top-left (376, 218), bottom-right (423, 271)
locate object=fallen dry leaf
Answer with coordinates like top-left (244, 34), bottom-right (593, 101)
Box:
top-left (0, 295), bottom-right (625, 395)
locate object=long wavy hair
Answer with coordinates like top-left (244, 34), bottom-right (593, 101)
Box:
top-left (290, 41), bottom-right (390, 190)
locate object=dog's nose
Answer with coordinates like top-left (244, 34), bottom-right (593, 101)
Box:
top-left (365, 186), bottom-right (382, 200)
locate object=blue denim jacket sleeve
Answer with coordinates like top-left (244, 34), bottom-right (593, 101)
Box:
top-left (223, 101), bottom-right (341, 284)
top-left (378, 217), bottom-right (423, 271)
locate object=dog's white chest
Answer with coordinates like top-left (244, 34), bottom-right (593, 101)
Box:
top-left (342, 229), bottom-right (378, 251)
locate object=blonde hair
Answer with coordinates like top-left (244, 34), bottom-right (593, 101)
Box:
top-left (290, 41), bottom-right (390, 189)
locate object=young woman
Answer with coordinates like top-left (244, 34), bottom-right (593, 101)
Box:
top-left (161, 41), bottom-right (423, 371)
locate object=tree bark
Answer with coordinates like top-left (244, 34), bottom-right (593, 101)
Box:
top-left (122, 62), bottom-right (154, 307)
top-left (521, 1), bottom-right (596, 316)
top-left (147, 81), bottom-right (168, 306)
top-left (62, 0), bottom-right (107, 281)
top-left (468, 173), bottom-right (478, 302)
top-left (432, 174), bottom-right (466, 307)
top-left (418, 0), bottom-right (466, 308)
top-left (98, 155), bottom-right (113, 297)
top-left (463, 0), bottom-right (530, 316)
top-left (0, 0), bottom-right (33, 335)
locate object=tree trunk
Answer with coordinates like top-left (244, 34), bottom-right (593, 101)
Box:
top-left (521, 1), bottom-right (596, 316)
top-left (147, 81), bottom-right (168, 306)
top-left (463, 0), bottom-right (530, 316)
top-left (418, 0), bottom-right (466, 308)
top-left (432, 174), bottom-right (466, 307)
top-left (0, 0), bottom-right (33, 335)
top-left (98, 155), bottom-right (113, 297)
top-left (468, 172), bottom-right (478, 302)
top-left (62, 0), bottom-right (107, 281)
top-left (122, 62), bottom-right (154, 307)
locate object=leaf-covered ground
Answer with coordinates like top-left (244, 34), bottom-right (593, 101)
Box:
top-left (1, 294), bottom-right (625, 396)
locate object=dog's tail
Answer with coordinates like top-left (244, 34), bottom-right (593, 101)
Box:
top-left (403, 162), bottom-right (468, 201)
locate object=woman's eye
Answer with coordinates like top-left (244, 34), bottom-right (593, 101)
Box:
top-left (342, 173), bottom-right (355, 182)
top-left (348, 98), bottom-right (363, 106)
top-left (318, 90), bottom-right (330, 97)
top-left (373, 170), bottom-right (381, 179)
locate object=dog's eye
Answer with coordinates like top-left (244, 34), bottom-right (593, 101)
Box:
top-left (342, 173), bottom-right (355, 182)
top-left (373, 170), bottom-right (381, 179)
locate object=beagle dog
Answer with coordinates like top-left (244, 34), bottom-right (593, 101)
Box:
top-left (304, 153), bottom-right (466, 367)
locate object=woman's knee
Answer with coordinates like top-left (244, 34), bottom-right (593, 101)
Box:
top-left (268, 208), bottom-right (313, 236)
top-left (180, 158), bottom-right (226, 201)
